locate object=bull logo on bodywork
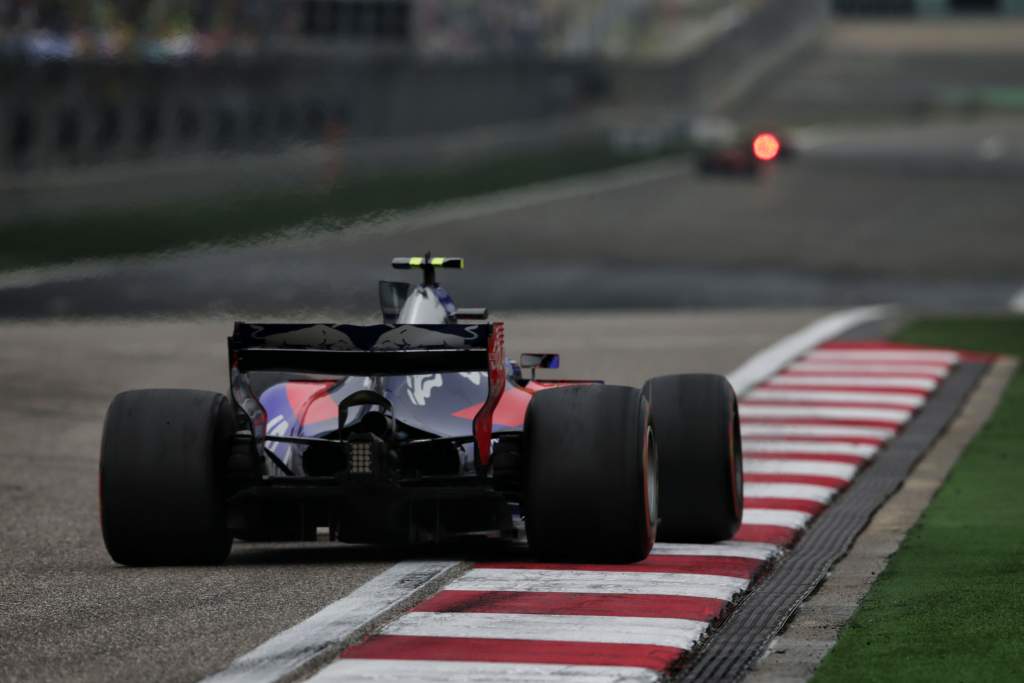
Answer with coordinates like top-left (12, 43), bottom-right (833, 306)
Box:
top-left (407, 374), bottom-right (444, 406)
top-left (376, 325), bottom-right (480, 351)
top-left (253, 324), bottom-right (357, 350)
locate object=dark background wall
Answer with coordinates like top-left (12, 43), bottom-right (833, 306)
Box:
top-left (1, 56), bottom-right (602, 172)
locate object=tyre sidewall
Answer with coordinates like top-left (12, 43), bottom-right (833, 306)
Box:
top-left (100, 389), bottom-right (234, 565)
top-left (524, 385), bottom-right (654, 563)
top-left (644, 374), bottom-right (742, 542)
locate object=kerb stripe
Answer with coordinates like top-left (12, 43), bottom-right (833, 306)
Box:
top-left (743, 473), bottom-right (851, 489)
top-left (415, 591), bottom-right (726, 621)
top-left (739, 404), bottom-right (913, 424)
top-left (805, 349), bottom-right (959, 363)
top-left (741, 482), bottom-right (838, 503)
top-left (340, 635), bottom-right (684, 670)
top-left (448, 568), bottom-right (747, 600)
top-left (745, 498), bottom-right (825, 515)
top-left (740, 422), bottom-right (895, 442)
top-left (768, 375), bottom-right (938, 390)
top-left (742, 509), bottom-right (813, 529)
top-left (309, 659), bottom-right (660, 682)
top-left (744, 440), bottom-right (877, 457)
top-left (475, 555), bottom-right (762, 579)
top-left (746, 452), bottom-right (867, 465)
top-left (733, 525), bottom-right (798, 545)
top-left (745, 389), bottom-right (925, 408)
top-left (785, 362), bottom-right (950, 377)
top-left (650, 541), bottom-right (779, 560)
top-left (381, 612), bottom-right (707, 650)
top-left (744, 459), bottom-right (858, 480)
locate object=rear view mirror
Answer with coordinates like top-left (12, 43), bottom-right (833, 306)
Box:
top-left (520, 353), bottom-right (560, 370)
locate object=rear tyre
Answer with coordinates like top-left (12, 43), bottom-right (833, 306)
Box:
top-left (525, 385), bottom-right (656, 563)
top-left (100, 389), bottom-right (235, 566)
top-left (643, 374), bottom-right (742, 542)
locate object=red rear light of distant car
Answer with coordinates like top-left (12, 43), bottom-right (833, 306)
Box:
top-left (752, 132), bottom-right (781, 162)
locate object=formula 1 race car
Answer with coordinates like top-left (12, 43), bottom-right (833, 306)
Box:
top-left (99, 257), bottom-right (743, 565)
top-left (691, 117), bottom-right (794, 176)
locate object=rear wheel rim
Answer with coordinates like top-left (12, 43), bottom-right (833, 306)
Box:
top-left (729, 402), bottom-right (743, 519)
top-left (645, 426), bottom-right (658, 528)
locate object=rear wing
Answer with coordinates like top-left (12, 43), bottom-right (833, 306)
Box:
top-left (229, 322), bottom-right (494, 375)
top-left (228, 322), bottom-right (506, 468)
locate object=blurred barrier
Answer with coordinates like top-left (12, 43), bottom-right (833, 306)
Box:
top-left (0, 58), bottom-right (602, 173)
top-left (0, 0), bottom-right (829, 221)
top-left (4, 1), bottom-right (831, 180)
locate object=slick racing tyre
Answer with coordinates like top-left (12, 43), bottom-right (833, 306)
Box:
top-left (524, 385), bottom-right (657, 563)
top-left (643, 374), bottom-right (742, 542)
top-left (100, 389), bottom-right (235, 566)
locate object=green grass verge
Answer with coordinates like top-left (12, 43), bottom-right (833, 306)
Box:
top-left (0, 142), bottom-right (675, 271)
top-left (814, 316), bottom-right (1024, 682)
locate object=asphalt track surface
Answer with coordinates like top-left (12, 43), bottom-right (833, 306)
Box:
top-left (0, 309), bottom-right (828, 683)
top-left (1, 111), bottom-right (1022, 317)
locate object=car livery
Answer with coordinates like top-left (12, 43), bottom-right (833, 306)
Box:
top-left (99, 255), bottom-right (744, 566)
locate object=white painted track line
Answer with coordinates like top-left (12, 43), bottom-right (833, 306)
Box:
top-left (381, 612), bottom-right (708, 650)
top-left (651, 541), bottom-right (780, 560)
top-left (308, 660), bottom-right (660, 683)
top-left (743, 459), bottom-right (858, 481)
top-left (742, 483), bottom-right (838, 503)
top-left (744, 440), bottom-right (877, 458)
top-left (202, 561), bottom-right (462, 683)
top-left (448, 568), bottom-right (748, 600)
top-left (725, 305), bottom-right (892, 396)
top-left (740, 423), bottom-right (896, 441)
